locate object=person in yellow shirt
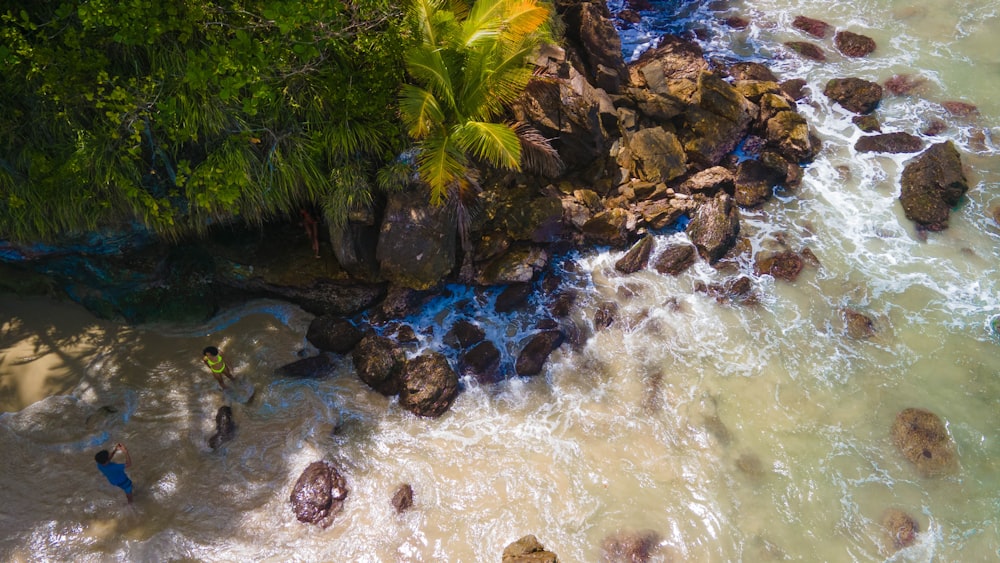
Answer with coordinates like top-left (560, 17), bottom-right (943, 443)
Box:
top-left (202, 346), bottom-right (236, 390)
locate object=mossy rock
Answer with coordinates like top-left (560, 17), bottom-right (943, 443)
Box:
top-left (891, 408), bottom-right (958, 476)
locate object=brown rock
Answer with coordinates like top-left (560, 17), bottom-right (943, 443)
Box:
top-left (852, 114), bottom-right (881, 133)
top-left (594, 301), bottom-right (618, 329)
top-left (495, 282), bottom-right (533, 313)
top-left (792, 15), bottom-right (832, 38)
top-left (687, 193), bottom-right (740, 263)
top-left (854, 132), bottom-right (924, 154)
top-left (842, 308), bottom-right (875, 339)
top-left (941, 101), bottom-right (978, 117)
top-left (652, 243), bottom-right (697, 275)
top-left (884, 74), bottom-right (927, 96)
top-left (601, 530), bottom-right (660, 563)
top-left (899, 142), bottom-right (968, 231)
top-left (615, 235), bottom-right (655, 274)
top-left (780, 78), bottom-right (809, 101)
top-left (891, 407), bottom-right (958, 476)
top-left (515, 330), bottom-right (565, 376)
top-left (461, 340), bottom-right (502, 383)
top-left (502, 535), bottom-right (559, 563)
top-left (882, 508), bottom-right (919, 551)
top-left (765, 110), bottom-right (817, 163)
top-left (353, 334), bottom-right (406, 396)
top-left (678, 166), bottom-right (735, 196)
top-left (724, 16), bottom-right (750, 29)
top-left (824, 77), bottom-right (883, 114)
top-left (729, 62), bottom-right (778, 82)
top-left (391, 484), bottom-right (414, 513)
top-left (784, 41), bottom-right (826, 61)
top-left (755, 250), bottom-right (804, 281)
top-left (290, 460), bottom-right (349, 528)
top-left (306, 315), bottom-right (364, 354)
top-left (582, 209), bottom-right (633, 248)
top-left (399, 352), bottom-right (459, 417)
top-left (734, 160), bottom-right (782, 208)
top-left (445, 319), bottom-right (485, 349)
top-left (835, 30), bottom-right (876, 57)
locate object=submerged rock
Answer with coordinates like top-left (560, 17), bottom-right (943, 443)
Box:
top-left (601, 529), bottom-right (661, 563)
top-left (306, 315), bottom-right (363, 354)
top-left (208, 405), bottom-right (236, 450)
top-left (755, 250), bottom-right (805, 281)
top-left (290, 460), bottom-right (349, 528)
top-left (274, 354), bottom-right (336, 379)
top-left (792, 15), bottom-right (832, 38)
top-left (784, 41), bottom-right (826, 61)
top-left (842, 308), bottom-right (876, 339)
top-left (891, 407), bottom-right (958, 476)
top-left (882, 508), bottom-right (919, 551)
top-left (502, 534), bottom-right (559, 563)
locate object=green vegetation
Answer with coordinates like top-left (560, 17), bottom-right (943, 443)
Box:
top-left (0, 0), bottom-right (555, 244)
top-left (399, 0), bottom-right (556, 206)
top-left (0, 0), bottom-right (407, 241)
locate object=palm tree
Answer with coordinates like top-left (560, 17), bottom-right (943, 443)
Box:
top-left (399, 0), bottom-right (559, 208)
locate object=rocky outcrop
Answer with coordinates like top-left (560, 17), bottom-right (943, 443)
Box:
top-left (398, 352), bottom-right (459, 417)
top-left (290, 460), bottom-right (349, 528)
top-left (619, 126), bottom-right (687, 183)
top-left (556, 0), bottom-right (628, 93)
top-left (899, 142), bottom-right (968, 231)
top-left (376, 190), bottom-right (456, 290)
top-left (274, 354), bottom-right (336, 379)
top-left (502, 534), bottom-right (559, 563)
top-left (208, 406), bottom-right (236, 450)
top-left (891, 407), bottom-right (958, 476)
top-left (687, 193), bottom-right (740, 263)
top-left (515, 330), bottom-right (565, 376)
top-left (352, 333), bottom-right (406, 396)
top-left (824, 78), bottom-right (883, 114)
top-left (306, 315), bottom-right (364, 354)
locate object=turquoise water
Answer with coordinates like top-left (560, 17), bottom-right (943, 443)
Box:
top-left (2, 1), bottom-right (999, 561)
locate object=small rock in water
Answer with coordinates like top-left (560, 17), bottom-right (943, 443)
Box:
top-left (601, 529), bottom-right (661, 563)
top-left (835, 30), bottom-right (876, 57)
top-left (792, 15), bottom-right (832, 38)
top-left (290, 460), bottom-right (349, 528)
top-left (882, 508), bottom-right (919, 551)
top-left (784, 41), bottom-right (826, 61)
top-left (883, 74), bottom-right (927, 96)
top-left (941, 100), bottom-right (978, 117)
top-left (391, 483), bottom-right (414, 513)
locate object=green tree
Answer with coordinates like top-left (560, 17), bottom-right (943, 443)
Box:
top-left (398, 0), bottom-right (558, 208)
top-left (0, 0), bottom-right (407, 242)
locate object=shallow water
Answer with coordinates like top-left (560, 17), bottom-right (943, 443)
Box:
top-left (2, 0), bottom-right (1000, 561)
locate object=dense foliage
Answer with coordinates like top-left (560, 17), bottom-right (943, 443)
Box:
top-left (399, 0), bottom-right (555, 206)
top-left (0, 0), bottom-right (408, 241)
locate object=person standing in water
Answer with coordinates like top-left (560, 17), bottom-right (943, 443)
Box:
top-left (95, 443), bottom-right (133, 503)
top-left (202, 346), bottom-right (236, 390)
top-left (299, 208), bottom-right (321, 259)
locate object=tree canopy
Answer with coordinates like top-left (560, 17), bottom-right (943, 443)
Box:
top-left (0, 0), bottom-right (408, 241)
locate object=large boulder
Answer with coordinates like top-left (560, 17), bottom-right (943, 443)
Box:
top-left (515, 48), bottom-right (617, 177)
top-left (891, 408), bottom-right (958, 476)
top-left (376, 190), bottom-right (456, 290)
top-left (306, 316), bottom-right (364, 354)
top-left (515, 330), bottom-right (565, 376)
top-left (208, 406), bottom-right (236, 450)
top-left (629, 34), bottom-right (709, 88)
top-left (352, 333), bottom-right (406, 396)
top-left (290, 460), bottom-right (349, 528)
top-left (687, 193), bottom-right (740, 263)
top-left (398, 352), bottom-right (460, 417)
top-left (502, 534), bottom-right (559, 563)
top-left (582, 208), bottom-right (633, 248)
top-left (765, 110), bottom-right (817, 163)
top-left (824, 78), bottom-right (883, 114)
top-left (679, 71), bottom-right (756, 167)
top-left (274, 354), bottom-right (336, 379)
top-left (619, 126), bottom-right (688, 183)
top-left (899, 142), bottom-right (968, 231)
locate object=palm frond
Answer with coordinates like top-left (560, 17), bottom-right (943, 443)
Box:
top-left (417, 133), bottom-right (469, 205)
top-left (515, 121), bottom-right (563, 177)
top-left (399, 84), bottom-right (447, 139)
top-left (452, 121), bottom-right (521, 170)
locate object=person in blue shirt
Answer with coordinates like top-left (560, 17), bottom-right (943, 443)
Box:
top-left (95, 443), bottom-right (133, 503)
